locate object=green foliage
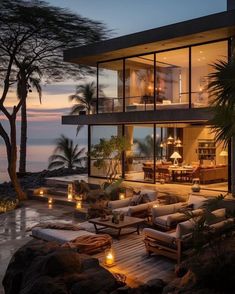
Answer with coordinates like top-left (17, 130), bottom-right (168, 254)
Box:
top-left (48, 134), bottom-right (86, 170)
top-left (208, 57), bottom-right (235, 146)
top-left (90, 136), bottom-right (129, 183)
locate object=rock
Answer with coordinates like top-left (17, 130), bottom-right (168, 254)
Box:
top-left (3, 239), bottom-right (119, 294)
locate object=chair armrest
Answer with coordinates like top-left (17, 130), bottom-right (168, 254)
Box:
top-left (108, 198), bottom-right (131, 210)
top-left (143, 228), bottom-right (175, 244)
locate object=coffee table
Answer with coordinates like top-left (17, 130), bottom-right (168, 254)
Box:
top-left (89, 216), bottom-right (145, 239)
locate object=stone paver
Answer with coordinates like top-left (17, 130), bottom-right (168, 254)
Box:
top-left (0, 200), bottom-right (80, 293)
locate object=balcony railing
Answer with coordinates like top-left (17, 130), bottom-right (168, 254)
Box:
top-left (90, 93), bottom-right (209, 115)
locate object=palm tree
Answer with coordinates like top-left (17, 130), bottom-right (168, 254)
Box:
top-left (48, 135), bottom-right (86, 170)
top-left (17, 60), bottom-right (42, 173)
top-left (208, 57), bottom-right (235, 146)
top-left (134, 135), bottom-right (161, 158)
top-left (69, 82), bottom-right (97, 115)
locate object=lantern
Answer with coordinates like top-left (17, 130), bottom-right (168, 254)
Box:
top-left (76, 200), bottom-right (82, 209)
top-left (104, 248), bottom-right (115, 267)
top-left (39, 189), bottom-right (44, 196)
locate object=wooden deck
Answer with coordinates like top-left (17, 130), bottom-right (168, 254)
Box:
top-left (93, 231), bottom-right (175, 287)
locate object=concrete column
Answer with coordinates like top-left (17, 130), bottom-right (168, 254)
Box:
top-left (227, 0), bottom-right (235, 10)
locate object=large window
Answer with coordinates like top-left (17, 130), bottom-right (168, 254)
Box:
top-left (90, 125), bottom-right (122, 177)
top-left (124, 124), bottom-right (154, 182)
top-left (191, 40), bottom-right (228, 107)
top-left (125, 54), bottom-right (154, 112)
top-left (156, 48), bottom-right (189, 109)
top-left (98, 60), bottom-right (123, 113)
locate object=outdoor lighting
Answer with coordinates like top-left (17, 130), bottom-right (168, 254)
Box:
top-left (39, 189), bottom-right (44, 196)
top-left (76, 200), bottom-right (82, 209)
top-left (119, 192), bottom-right (125, 200)
top-left (170, 151), bottom-right (182, 166)
top-left (67, 183), bottom-right (73, 201)
top-left (104, 248), bottom-right (115, 267)
top-left (48, 197), bottom-right (53, 204)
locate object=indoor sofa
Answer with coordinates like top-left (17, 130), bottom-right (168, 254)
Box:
top-left (144, 208), bottom-right (234, 264)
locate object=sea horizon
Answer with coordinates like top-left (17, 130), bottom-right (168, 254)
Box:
top-left (0, 138), bottom-right (88, 184)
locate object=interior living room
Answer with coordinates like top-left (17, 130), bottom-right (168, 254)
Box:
top-left (62, 9), bottom-right (235, 193)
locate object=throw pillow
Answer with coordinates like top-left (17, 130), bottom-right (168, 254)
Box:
top-left (130, 194), bottom-right (141, 206)
top-left (138, 193), bottom-right (151, 204)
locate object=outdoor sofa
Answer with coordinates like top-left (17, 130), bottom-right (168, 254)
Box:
top-left (144, 207), bottom-right (234, 264)
top-left (151, 194), bottom-right (207, 230)
top-left (107, 190), bottom-right (184, 219)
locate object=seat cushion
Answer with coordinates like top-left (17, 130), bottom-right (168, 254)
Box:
top-left (143, 228), bottom-right (175, 245)
top-left (32, 228), bottom-right (94, 244)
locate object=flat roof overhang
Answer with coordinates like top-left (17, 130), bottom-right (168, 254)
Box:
top-left (64, 10), bottom-right (235, 66)
top-left (62, 108), bottom-right (212, 125)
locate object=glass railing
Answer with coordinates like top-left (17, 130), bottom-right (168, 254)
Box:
top-left (89, 93), bottom-right (210, 114)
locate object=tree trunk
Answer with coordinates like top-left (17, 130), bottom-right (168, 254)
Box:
top-left (19, 98), bottom-right (27, 173)
top-left (9, 119), bottom-right (26, 201)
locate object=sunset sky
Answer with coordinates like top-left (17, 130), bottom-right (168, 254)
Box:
top-left (1, 0), bottom-right (226, 142)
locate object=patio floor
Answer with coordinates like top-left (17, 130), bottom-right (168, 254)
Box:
top-left (0, 200), bottom-right (175, 293)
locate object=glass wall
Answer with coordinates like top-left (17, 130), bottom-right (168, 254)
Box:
top-left (124, 124), bottom-right (154, 182)
top-left (156, 48), bottom-right (189, 109)
top-left (191, 40), bottom-right (228, 107)
top-left (96, 40), bottom-right (228, 113)
top-left (98, 60), bottom-right (123, 113)
top-left (90, 125), bottom-right (122, 177)
top-left (125, 54), bottom-right (154, 111)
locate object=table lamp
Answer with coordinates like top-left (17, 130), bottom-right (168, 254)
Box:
top-left (170, 151), bottom-right (182, 166)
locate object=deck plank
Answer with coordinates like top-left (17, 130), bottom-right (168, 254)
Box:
top-left (93, 231), bottom-right (175, 287)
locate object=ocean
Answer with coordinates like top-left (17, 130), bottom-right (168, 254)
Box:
top-left (0, 138), bottom-right (87, 183)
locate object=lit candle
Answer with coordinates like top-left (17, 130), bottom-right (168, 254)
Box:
top-left (153, 204), bottom-right (159, 208)
top-left (105, 249), bottom-right (115, 267)
top-left (39, 189), bottom-right (44, 196)
top-left (76, 200), bottom-right (82, 209)
top-left (68, 193), bottom-right (73, 201)
top-left (119, 193), bottom-right (125, 200)
top-left (48, 197), bottom-right (53, 205)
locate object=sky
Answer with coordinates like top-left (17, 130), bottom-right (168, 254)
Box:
top-left (1, 0), bottom-right (227, 143)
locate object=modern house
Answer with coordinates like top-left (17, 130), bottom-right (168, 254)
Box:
top-left (62, 2), bottom-right (235, 193)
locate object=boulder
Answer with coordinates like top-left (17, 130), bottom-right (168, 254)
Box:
top-left (3, 239), bottom-right (119, 294)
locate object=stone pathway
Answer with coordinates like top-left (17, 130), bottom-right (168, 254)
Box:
top-left (0, 200), bottom-right (80, 294)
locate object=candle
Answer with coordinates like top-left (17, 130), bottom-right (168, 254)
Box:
top-left (68, 193), bottom-right (73, 201)
top-left (48, 198), bottom-right (53, 205)
top-left (39, 189), bottom-right (44, 196)
top-left (105, 249), bottom-right (115, 267)
top-left (119, 193), bottom-right (125, 200)
top-left (76, 200), bottom-right (82, 209)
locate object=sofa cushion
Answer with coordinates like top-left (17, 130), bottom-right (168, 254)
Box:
top-left (32, 228), bottom-right (94, 244)
top-left (141, 190), bottom-right (157, 202)
top-left (108, 198), bottom-right (131, 210)
top-left (166, 213), bottom-right (189, 227)
top-left (188, 194), bottom-right (207, 209)
top-left (206, 208), bottom-right (226, 225)
top-left (175, 219), bottom-right (195, 239)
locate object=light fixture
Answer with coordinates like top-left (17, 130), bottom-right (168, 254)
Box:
top-left (76, 200), bottom-right (82, 209)
top-left (119, 192), bottom-right (125, 200)
top-left (39, 189), bottom-right (44, 196)
top-left (67, 183), bottom-right (73, 201)
top-left (104, 248), bottom-right (115, 267)
top-left (170, 151), bottom-right (182, 166)
top-left (219, 150), bottom-right (228, 157)
top-left (160, 142), bottom-right (164, 148)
